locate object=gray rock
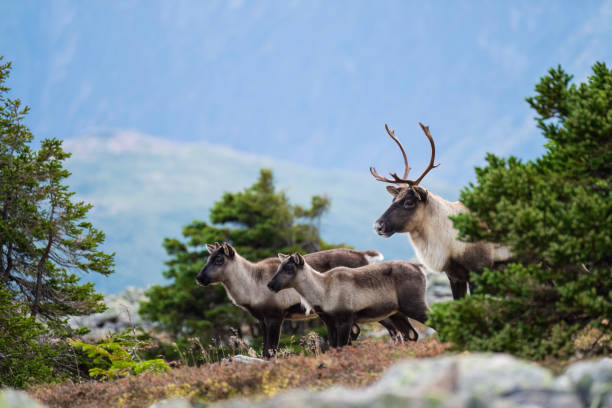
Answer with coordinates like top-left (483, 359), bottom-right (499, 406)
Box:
top-left (376, 354), bottom-right (555, 394)
top-left (222, 355), bottom-right (267, 364)
top-left (68, 286), bottom-right (151, 340)
top-left (363, 353), bottom-right (580, 408)
top-left (557, 357), bottom-right (612, 407)
top-left (148, 398), bottom-right (196, 408)
top-left (0, 389), bottom-right (46, 408)
top-left (424, 269), bottom-right (453, 305)
top-left (203, 353), bottom-right (587, 408)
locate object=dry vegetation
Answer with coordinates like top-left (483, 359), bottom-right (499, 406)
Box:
top-left (32, 338), bottom-right (450, 408)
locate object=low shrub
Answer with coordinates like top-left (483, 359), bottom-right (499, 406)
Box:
top-left (71, 328), bottom-right (170, 380)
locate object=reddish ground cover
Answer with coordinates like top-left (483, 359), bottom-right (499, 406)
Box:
top-left (33, 338), bottom-right (450, 408)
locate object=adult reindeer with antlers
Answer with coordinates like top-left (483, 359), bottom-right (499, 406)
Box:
top-left (371, 123), bottom-right (512, 299)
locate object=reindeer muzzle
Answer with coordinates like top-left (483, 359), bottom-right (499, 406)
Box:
top-left (374, 220), bottom-right (394, 237)
top-left (267, 280), bottom-right (281, 293)
top-left (196, 273), bottom-right (211, 286)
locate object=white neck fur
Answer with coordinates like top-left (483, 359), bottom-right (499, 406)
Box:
top-left (407, 192), bottom-right (466, 272)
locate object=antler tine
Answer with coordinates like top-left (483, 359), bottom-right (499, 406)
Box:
top-left (413, 123), bottom-right (440, 185)
top-left (384, 124), bottom-right (411, 179)
top-left (369, 166), bottom-right (415, 185)
top-left (389, 172), bottom-right (409, 183)
top-left (369, 124), bottom-right (414, 184)
top-left (369, 166), bottom-right (397, 183)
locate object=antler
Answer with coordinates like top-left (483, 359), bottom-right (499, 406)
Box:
top-left (369, 122), bottom-right (439, 186)
top-left (369, 124), bottom-right (412, 184)
top-left (412, 122), bottom-right (440, 185)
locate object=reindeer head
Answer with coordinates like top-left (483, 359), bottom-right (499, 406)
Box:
top-left (196, 242), bottom-right (236, 286)
top-left (371, 123), bottom-right (439, 237)
top-left (267, 253), bottom-right (305, 293)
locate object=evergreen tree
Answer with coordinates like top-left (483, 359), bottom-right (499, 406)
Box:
top-left (428, 62), bottom-right (612, 359)
top-left (0, 286), bottom-right (55, 387)
top-left (0, 56), bottom-right (114, 326)
top-left (140, 169), bottom-right (340, 342)
top-left (0, 56), bottom-right (114, 386)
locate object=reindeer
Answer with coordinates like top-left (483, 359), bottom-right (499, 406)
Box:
top-left (196, 243), bottom-right (413, 357)
top-left (268, 254), bottom-right (429, 347)
top-left (370, 123), bottom-right (513, 298)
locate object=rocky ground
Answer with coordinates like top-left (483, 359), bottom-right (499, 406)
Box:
top-left (171, 354), bottom-right (612, 408)
top-left (3, 352), bottom-right (611, 408)
top-left (68, 286), bottom-right (152, 340)
top-left (199, 354), bottom-right (612, 408)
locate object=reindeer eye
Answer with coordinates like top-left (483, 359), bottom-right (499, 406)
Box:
top-left (404, 199), bottom-right (416, 208)
top-left (214, 256), bottom-right (224, 265)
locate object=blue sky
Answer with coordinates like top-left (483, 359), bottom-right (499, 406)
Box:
top-left (2, 1), bottom-right (611, 292)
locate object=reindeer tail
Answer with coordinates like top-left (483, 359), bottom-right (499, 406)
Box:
top-left (364, 250), bottom-right (384, 264)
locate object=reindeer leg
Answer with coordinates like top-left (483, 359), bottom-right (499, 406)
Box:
top-left (318, 313), bottom-right (338, 348)
top-left (264, 316), bottom-right (283, 357)
top-left (350, 323), bottom-right (361, 341)
top-left (336, 313), bottom-right (354, 347)
top-left (468, 280), bottom-right (478, 295)
top-left (260, 320), bottom-right (271, 358)
top-left (449, 278), bottom-right (468, 299)
top-left (401, 304), bottom-right (429, 329)
top-left (397, 282), bottom-right (430, 337)
top-left (378, 318), bottom-right (400, 340)
top-left (389, 314), bottom-right (419, 342)
top-left (407, 325), bottom-right (418, 341)
top-left (329, 325), bottom-right (339, 348)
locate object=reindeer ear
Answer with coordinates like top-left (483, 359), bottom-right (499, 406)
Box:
top-left (222, 243), bottom-right (235, 257)
top-left (412, 186), bottom-right (428, 202)
top-left (291, 253), bottom-right (305, 266)
top-left (278, 253), bottom-right (290, 261)
top-left (386, 186), bottom-right (400, 197)
top-left (205, 243), bottom-right (217, 254)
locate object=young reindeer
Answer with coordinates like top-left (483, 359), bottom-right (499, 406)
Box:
top-left (195, 243), bottom-right (412, 357)
top-left (268, 254), bottom-right (429, 347)
top-left (370, 123), bottom-right (513, 298)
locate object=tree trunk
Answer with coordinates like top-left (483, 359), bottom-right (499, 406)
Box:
top-left (3, 243), bottom-right (13, 282)
top-left (31, 205), bottom-right (55, 317)
top-left (1, 148), bottom-right (14, 282)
